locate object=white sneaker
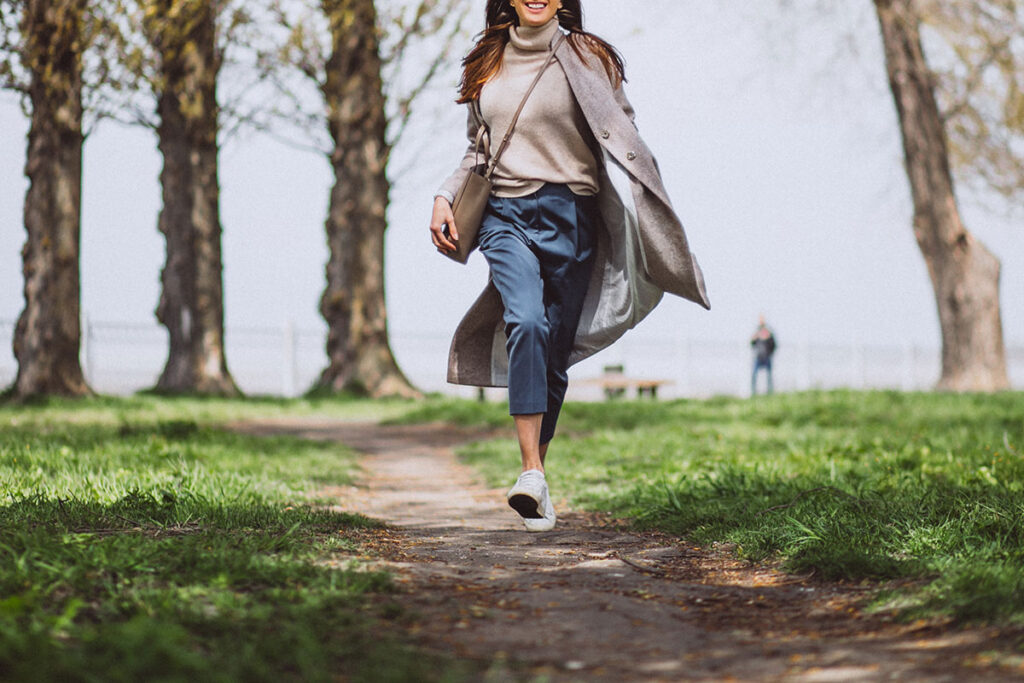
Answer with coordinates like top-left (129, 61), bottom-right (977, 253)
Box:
top-left (507, 469), bottom-right (556, 532)
top-left (523, 487), bottom-right (556, 532)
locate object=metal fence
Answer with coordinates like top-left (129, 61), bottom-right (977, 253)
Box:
top-left (1, 318), bottom-right (1022, 398)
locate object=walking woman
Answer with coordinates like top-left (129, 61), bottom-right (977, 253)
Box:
top-left (429, 0), bottom-right (710, 532)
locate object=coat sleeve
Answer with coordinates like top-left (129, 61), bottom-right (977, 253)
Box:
top-left (435, 102), bottom-right (486, 204)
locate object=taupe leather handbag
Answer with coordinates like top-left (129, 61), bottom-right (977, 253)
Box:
top-left (443, 33), bottom-right (565, 264)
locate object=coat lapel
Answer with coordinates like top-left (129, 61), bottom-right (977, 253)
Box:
top-left (554, 41), bottom-right (674, 210)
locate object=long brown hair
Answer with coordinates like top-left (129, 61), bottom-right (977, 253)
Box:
top-left (457, 0), bottom-right (625, 103)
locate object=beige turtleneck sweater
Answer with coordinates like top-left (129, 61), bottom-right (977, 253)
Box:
top-left (479, 18), bottom-right (599, 198)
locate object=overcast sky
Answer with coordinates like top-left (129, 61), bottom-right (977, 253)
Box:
top-left (0, 1), bottom-right (1020, 389)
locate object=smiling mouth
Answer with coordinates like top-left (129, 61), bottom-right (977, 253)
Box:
top-left (523, 2), bottom-right (548, 10)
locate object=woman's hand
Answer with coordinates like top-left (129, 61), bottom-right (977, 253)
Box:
top-left (430, 196), bottom-right (458, 254)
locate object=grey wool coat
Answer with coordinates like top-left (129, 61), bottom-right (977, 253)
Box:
top-left (438, 31), bottom-right (710, 388)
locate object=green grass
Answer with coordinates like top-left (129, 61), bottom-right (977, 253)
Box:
top-left (0, 395), bottom-right (470, 682)
top-left (399, 390), bottom-right (1024, 624)
top-left (6, 390), bottom-right (1022, 679)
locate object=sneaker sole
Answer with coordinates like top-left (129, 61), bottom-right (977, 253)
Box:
top-left (508, 493), bottom-right (544, 519)
top-left (523, 516), bottom-right (556, 532)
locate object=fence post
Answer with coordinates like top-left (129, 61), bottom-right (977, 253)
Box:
top-left (679, 337), bottom-right (691, 397)
top-left (902, 342), bottom-right (915, 391)
top-left (851, 343), bottom-right (865, 389)
top-left (81, 312), bottom-right (92, 386)
top-left (282, 320), bottom-right (297, 397)
top-left (741, 341), bottom-right (751, 396)
top-left (798, 338), bottom-right (811, 392)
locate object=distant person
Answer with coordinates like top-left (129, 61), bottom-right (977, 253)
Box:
top-left (428, 0), bottom-right (709, 532)
top-left (750, 316), bottom-right (776, 396)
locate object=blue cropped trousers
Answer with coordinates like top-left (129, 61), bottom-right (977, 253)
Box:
top-left (477, 183), bottom-right (598, 445)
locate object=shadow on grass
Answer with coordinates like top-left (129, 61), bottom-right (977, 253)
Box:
top-left (0, 398), bottom-right (480, 681)
top-left (0, 492), bottom-right (474, 682)
top-left (439, 390), bottom-right (1024, 624)
top-left (606, 462), bottom-right (1024, 623)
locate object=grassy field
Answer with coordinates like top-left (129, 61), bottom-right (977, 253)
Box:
top-left (0, 396), bottom-right (467, 682)
top-left (398, 390), bottom-right (1024, 624)
top-left (4, 390), bottom-right (1022, 681)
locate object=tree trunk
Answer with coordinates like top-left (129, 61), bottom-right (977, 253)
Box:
top-left (314, 0), bottom-right (419, 399)
top-left (10, 0), bottom-right (92, 399)
top-left (149, 0), bottom-right (238, 395)
top-left (874, 0), bottom-right (1009, 392)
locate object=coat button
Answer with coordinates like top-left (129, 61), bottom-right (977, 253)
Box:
top-left (626, 151), bottom-right (637, 160)
top-left (600, 130), bottom-right (610, 139)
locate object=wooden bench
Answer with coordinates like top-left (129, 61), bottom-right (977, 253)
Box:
top-left (596, 375), bottom-right (671, 399)
top-left (584, 365), bottom-right (672, 399)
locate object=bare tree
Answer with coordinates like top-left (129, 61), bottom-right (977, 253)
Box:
top-left (105, 0), bottom-right (267, 395)
top-left (267, 0), bottom-right (468, 398)
top-left (0, 0), bottom-right (105, 399)
top-left (773, 0), bottom-right (1012, 391)
top-left (874, 0), bottom-right (1009, 391)
top-left (146, 0), bottom-right (237, 394)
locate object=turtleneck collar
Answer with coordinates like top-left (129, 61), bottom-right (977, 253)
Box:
top-left (509, 17), bottom-right (560, 52)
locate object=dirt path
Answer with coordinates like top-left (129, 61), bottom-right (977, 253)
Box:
top-left (238, 419), bottom-right (1022, 682)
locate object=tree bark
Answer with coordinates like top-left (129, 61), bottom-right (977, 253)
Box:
top-left (314, 0), bottom-right (419, 398)
top-left (149, 0), bottom-right (238, 395)
top-left (874, 0), bottom-right (1009, 392)
top-left (10, 0), bottom-right (92, 399)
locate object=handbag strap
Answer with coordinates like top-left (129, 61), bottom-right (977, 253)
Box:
top-left (472, 122), bottom-right (487, 167)
top-left (484, 32), bottom-right (566, 180)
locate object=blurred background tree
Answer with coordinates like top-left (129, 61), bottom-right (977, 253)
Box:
top-left (873, 0), bottom-right (1016, 391)
top-left (0, 0), bottom-right (119, 399)
top-left (102, 0), bottom-right (274, 396)
top-left (264, 0), bottom-right (469, 398)
top-left (777, 0), bottom-right (1018, 391)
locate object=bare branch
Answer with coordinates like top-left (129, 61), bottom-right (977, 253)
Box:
top-left (249, 122), bottom-right (331, 157)
top-left (770, 0), bottom-right (1024, 207)
top-left (380, 0), bottom-right (432, 64)
top-left (385, 1), bottom-right (468, 148)
top-left (0, 0), bottom-right (29, 94)
top-left (262, 0), bottom-right (470, 160)
top-left (920, 0), bottom-right (1024, 202)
